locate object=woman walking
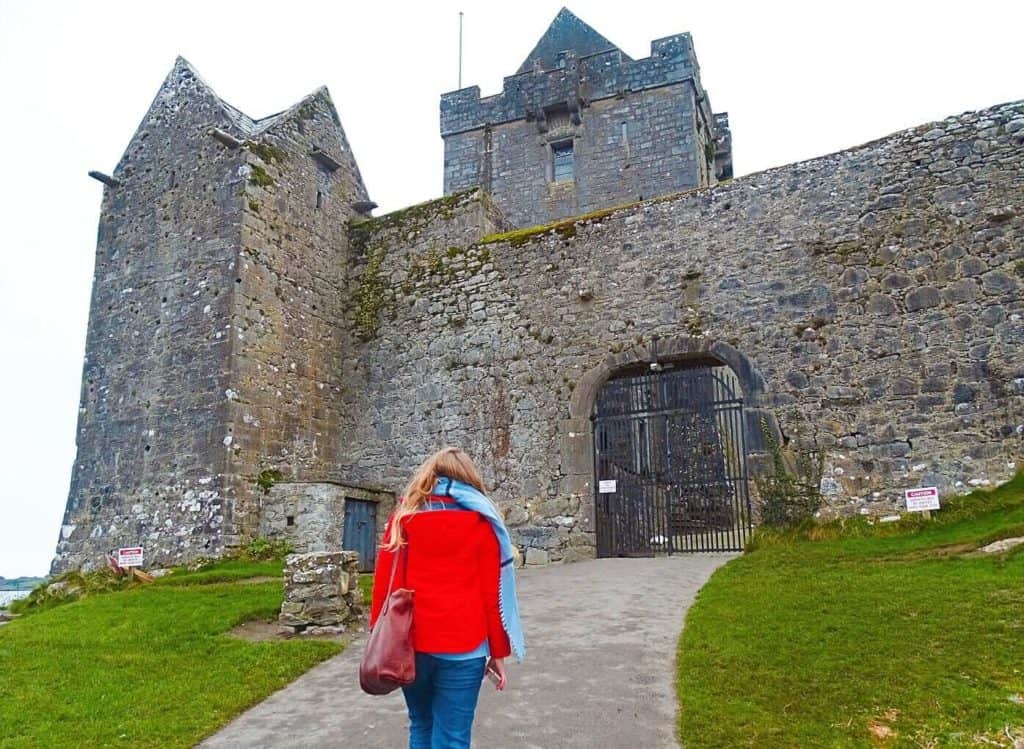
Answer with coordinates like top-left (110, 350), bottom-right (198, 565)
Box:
top-left (369, 447), bottom-right (526, 749)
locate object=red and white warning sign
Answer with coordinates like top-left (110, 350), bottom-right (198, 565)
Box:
top-left (117, 546), bottom-right (144, 568)
top-left (904, 487), bottom-right (940, 513)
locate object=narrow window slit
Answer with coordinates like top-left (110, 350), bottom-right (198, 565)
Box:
top-left (552, 141), bottom-right (575, 183)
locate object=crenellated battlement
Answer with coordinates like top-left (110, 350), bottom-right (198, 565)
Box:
top-left (440, 33), bottom-right (699, 136)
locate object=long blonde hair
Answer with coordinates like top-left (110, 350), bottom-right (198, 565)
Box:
top-left (383, 447), bottom-right (491, 550)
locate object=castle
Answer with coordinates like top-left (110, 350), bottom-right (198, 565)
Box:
top-left (52, 9), bottom-right (1023, 573)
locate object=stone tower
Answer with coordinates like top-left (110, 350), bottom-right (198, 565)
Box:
top-left (440, 7), bottom-right (733, 228)
top-left (52, 57), bottom-right (371, 573)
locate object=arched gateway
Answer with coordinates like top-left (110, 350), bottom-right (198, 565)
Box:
top-left (571, 338), bottom-right (769, 556)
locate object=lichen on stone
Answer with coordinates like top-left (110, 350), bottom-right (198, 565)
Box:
top-left (475, 187), bottom-right (707, 249)
top-left (478, 202), bottom-right (633, 247)
top-left (248, 141), bottom-right (287, 164)
top-left (354, 246), bottom-right (387, 340)
top-left (349, 189), bottom-right (481, 249)
top-left (296, 89), bottom-right (342, 127)
top-left (248, 163), bottom-right (274, 188)
top-left (403, 243), bottom-right (491, 292)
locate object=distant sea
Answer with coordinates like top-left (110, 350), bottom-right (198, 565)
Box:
top-left (0, 590), bottom-right (31, 607)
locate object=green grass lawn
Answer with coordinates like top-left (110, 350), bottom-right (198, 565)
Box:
top-left (0, 561), bottom-right (343, 749)
top-left (358, 571), bottom-right (373, 606)
top-left (153, 558), bottom-right (285, 586)
top-left (677, 474), bottom-right (1024, 748)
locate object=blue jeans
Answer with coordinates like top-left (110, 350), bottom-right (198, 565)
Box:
top-left (402, 653), bottom-right (486, 749)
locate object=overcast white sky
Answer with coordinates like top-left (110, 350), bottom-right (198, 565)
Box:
top-left (0, 0), bottom-right (1021, 577)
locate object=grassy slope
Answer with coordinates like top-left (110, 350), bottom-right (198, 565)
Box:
top-left (677, 475), bottom-right (1024, 748)
top-left (0, 563), bottom-right (342, 749)
top-left (153, 558), bottom-right (285, 586)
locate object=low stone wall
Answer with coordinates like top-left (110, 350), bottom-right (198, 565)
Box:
top-left (279, 551), bottom-right (363, 634)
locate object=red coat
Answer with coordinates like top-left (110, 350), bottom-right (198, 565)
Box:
top-left (369, 496), bottom-right (512, 659)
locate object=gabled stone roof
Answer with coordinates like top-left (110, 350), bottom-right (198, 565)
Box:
top-left (156, 56), bottom-right (335, 138)
top-left (515, 7), bottom-right (628, 74)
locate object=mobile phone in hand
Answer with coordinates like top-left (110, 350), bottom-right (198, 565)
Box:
top-left (486, 665), bottom-right (501, 687)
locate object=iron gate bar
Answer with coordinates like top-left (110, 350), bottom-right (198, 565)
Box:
top-left (592, 364), bottom-right (752, 556)
top-left (592, 400), bottom-right (745, 420)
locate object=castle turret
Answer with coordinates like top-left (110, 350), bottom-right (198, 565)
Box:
top-left (53, 58), bottom-right (370, 572)
top-left (440, 8), bottom-right (733, 228)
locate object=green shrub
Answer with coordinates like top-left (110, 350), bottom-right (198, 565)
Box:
top-left (239, 537), bottom-right (293, 561)
top-left (753, 419), bottom-right (824, 527)
top-left (9, 567), bottom-right (135, 615)
top-left (255, 468), bottom-right (283, 494)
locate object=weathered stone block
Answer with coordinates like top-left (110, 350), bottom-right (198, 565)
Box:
top-left (561, 546), bottom-right (597, 563)
top-left (866, 294), bottom-right (898, 315)
top-left (942, 278), bottom-right (979, 303)
top-left (280, 551), bottom-right (362, 630)
top-left (905, 287), bottom-right (941, 312)
top-left (959, 256), bottom-right (987, 276)
top-left (982, 271), bottom-right (1018, 295)
top-left (525, 548), bottom-right (550, 566)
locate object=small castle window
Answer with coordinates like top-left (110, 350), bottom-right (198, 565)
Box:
top-left (316, 190), bottom-right (323, 210)
top-left (552, 141), bottom-right (575, 183)
top-left (286, 515), bottom-right (295, 527)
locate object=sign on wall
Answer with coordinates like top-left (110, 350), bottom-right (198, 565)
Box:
top-left (117, 546), bottom-right (144, 568)
top-left (904, 487), bottom-right (940, 513)
top-left (598, 480), bottom-right (617, 494)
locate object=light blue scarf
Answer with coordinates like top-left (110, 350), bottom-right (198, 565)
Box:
top-left (433, 476), bottom-right (526, 663)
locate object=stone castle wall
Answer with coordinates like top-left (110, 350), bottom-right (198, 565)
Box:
top-left (343, 101), bottom-right (1024, 562)
top-left (335, 189), bottom-right (507, 486)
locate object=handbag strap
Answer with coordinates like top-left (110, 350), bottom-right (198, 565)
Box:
top-left (379, 539), bottom-right (408, 617)
top-left (403, 540), bottom-right (409, 588)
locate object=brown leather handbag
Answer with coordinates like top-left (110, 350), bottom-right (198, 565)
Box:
top-left (359, 544), bottom-right (415, 695)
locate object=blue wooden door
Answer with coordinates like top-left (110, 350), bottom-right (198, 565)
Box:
top-left (343, 499), bottom-right (378, 571)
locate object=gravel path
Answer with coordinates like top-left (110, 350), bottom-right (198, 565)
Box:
top-left (198, 555), bottom-right (735, 749)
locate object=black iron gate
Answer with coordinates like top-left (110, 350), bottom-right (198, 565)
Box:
top-left (592, 363), bottom-right (752, 555)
